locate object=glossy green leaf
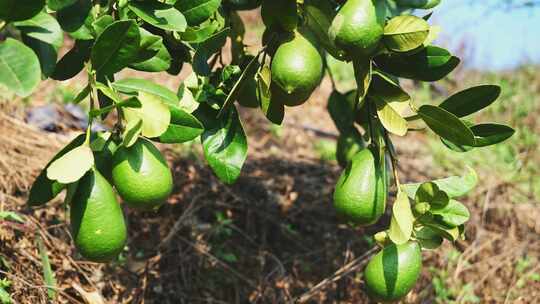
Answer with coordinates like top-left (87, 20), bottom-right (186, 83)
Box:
top-left (123, 92), bottom-right (171, 138)
top-left (51, 40), bottom-right (92, 81)
top-left (56, 0), bottom-right (94, 40)
top-left (375, 46), bottom-right (460, 82)
top-left (415, 226), bottom-right (443, 250)
top-left (403, 166), bottom-right (478, 199)
top-left (181, 19), bottom-right (222, 43)
top-left (202, 107), bottom-right (248, 184)
top-left (0, 38), bottom-right (41, 97)
top-left (46, 144), bottom-right (94, 184)
top-left (0, 0), bottom-right (45, 21)
top-left (129, 0), bottom-right (187, 32)
top-left (353, 58), bottom-right (372, 102)
top-left (47, 0), bottom-right (77, 11)
top-left (389, 191), bottom-right (414, 245)
top-left (92, 15), bottom-right (114, 37)
top-left (418, 105), bottom-right (475, 146)
top-left (415, 182), bottom-right (449, 208)
top-left (130, 28), bottom-right (172, 72)
top-left (303, 0), bottom-right (345, 60)
top-left (439, 85), bottom-right (501, 117)
top-left (374, 97), bottom-right (408, 136)
top-left (122, 117), bottom-right (143, 147)
top-left (177, 85), bottom-right (199, 113)
top-left (396, 0), bottom-right (441, 9)
top-left (258, 66), bottom-right (284, 125)
top-left (383, 15), bottom-right (430, 52)
top-left (327, 90), bottom-right (356, 133)
top-left (219, 55), bottom-right (260, 116)
top-left (471, 123), bottom-right (515, 147)
top-left (91, 20), bottom-right (141, 75)
top-left (175, 0), bottom-right (221, 26)
top-left (431, 199), bottom-right (470, 228)
top-left (159, 108), bottom-right (204, 143)
top-left (27, 134), bottom-right (85, 206)
top-left (113, 78), bottom-right (179, 103)
top-left (192, 28), bottom-right (229, 76)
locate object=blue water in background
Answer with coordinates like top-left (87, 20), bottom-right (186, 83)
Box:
top-left (432, 0), bottom-right (540, 71)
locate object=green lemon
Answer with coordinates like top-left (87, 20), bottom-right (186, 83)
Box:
top-left (112, 138), bottom-right (173, 210)
top-left (261, 0), bottom-right (298, 32)
top-left (395, 0), bottom-right (441, 9)
top-left (225, 0), bottom-right (262, 10)
top-left (175, 0), bottom-right (221, 26)
top-left (364, 241), bottom-right (422, 302)
top-left (329, 0), bottom-right (387, 58)
top-left (270, 32), bottom-right (323, 107)
top-left (336, 129), bottom-right (366, 168)
top-left (70, 169), bottom-right (127, 263)
top-left (333, 148), bottom-right (387, 226)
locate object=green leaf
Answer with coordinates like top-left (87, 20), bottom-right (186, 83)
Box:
top-left (92, 15), bottom-right (114, 37)
top-left (396, 0), bottom-right (441, 9)
top-left (258, 66), bottom-right (284, 125)
top-left (177, 85), bottom-right (199, 113)
top-left (0, 211), bottom-right (25, 223)
top-left (353, 58), bottom-right (372, 102)
top-left (0, 38), bottom-right (41, 97)
top-left (431, 199), bottom-right (470, 228)
top-left (414, 182), bottom-right (449, 208)
top-left (439, 85), bottom-right (501, 118)
top-left (471, 123), bottom-right (515, 147)
top-left (91, 20), bottom-right (141, 75)
top-left (51, 40), bottom-right (92, 81)
top-left (56, 0), bottom-right (94, 40)
top-left (175, 0), bottom-right (221, 26)
top-left (37, 235), bottom-right (57, 300)
top-left (27, 135), bottom-right (86, 206)
top-left (383, 15), bottom-right (430, 53)
top-left (95, 82), bottom-right (122, 104)
top-left (374, 97), bottom-right (408, 136)
top-left (181, 19), bottom-right (222, 43)
top-left (403, 167), bottom-right (478, 199)
top-left (0, 285), bottom-right (11, 304)
top-left (130, 28), bottom-right (172, 72)
top-left (418, 105), bottom-right (475, 146)
top-left (303, 0), bottom-right (345, 60)
top-left (123, 92), bottom-right (171, 138)
top-left (46, 144), bottom-right (94, 184)
top-left (129, 0), bottom-right (187, 32)
top-left (14, 11), bottom-right (64, 76)
top-left (415, 226), bottom-right (443, 250)
top-left (375, 46), bottom-right (460, 82)
top-left (327, 90), bottom-right (356, 133)
top-left (158, 108), bottom-right (204, 143)
top-left (113, 78), bottom-right (179, 103)
top-left (122, 117), bottom-right (143, 147)
top-left (192, 28), bottom-right (229, 76)
top-left (0, 0), bottom-right (45, 22)
top-left (47, 0), bottom-right (77, 11)
top-left (388, 191), bottom-right (414, 245)
top-left (202, 107), bottom-right (248, 184)
top-left (218, 55), bottom-right (260, 116)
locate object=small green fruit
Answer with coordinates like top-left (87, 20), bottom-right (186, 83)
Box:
top-left (329, 0), bottom-right (387, 58)
top-left (270, 32), bottom-right (323, 107)
top-left (261, 0), bottom-right (298, 32)
top-left (112, 138), bottom-right (173, 210)
top-left (71, 169), bottom-right (127, 263)
top-left (333, 148), bottom-right (387, 225)
top-left (336, 129), bottom-right (366, 168)
top-left (364, 241), bottom-right (422, 302)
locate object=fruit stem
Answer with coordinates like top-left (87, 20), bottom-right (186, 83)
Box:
top-left (322, 55), bottom-right (337, 91)
top-left (383, 131), bottom-right (401, 189)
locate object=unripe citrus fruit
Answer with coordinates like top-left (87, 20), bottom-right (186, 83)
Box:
top-left (112, 138), bottom-right (173, 210)
top-left (261, 0), bottom-right (298, 32)
top-left (329, 0), bottom-right (387, 58)
top-left (70, 169), bottom-right (127, 263)
top-left (270, 32), bottom-right (323, 107)
top-left (333, 148), bottom-right (387, 225)
top-left (364, 241), bottom-right (422, 302)
top-left (336, 129), bottom-right (366, 168)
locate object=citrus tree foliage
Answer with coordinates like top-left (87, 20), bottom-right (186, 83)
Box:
top-left (0, 0), bottom-right (514, 300)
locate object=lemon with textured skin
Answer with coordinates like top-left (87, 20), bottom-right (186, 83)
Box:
top-left (112, 138), bottom-right (173, 210)
top-left (71, 169), bottom-right (127, 262)
top-left (333, 148), bottom-right (387, 225)
top-left (336, 129), bottom-right (366, 168)
top-left (329, 0), bottom-right (387, 58)
top-left (270, 32), bottom-right (323, 107)
top-left (364, 241), bottom-right (422, 301)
